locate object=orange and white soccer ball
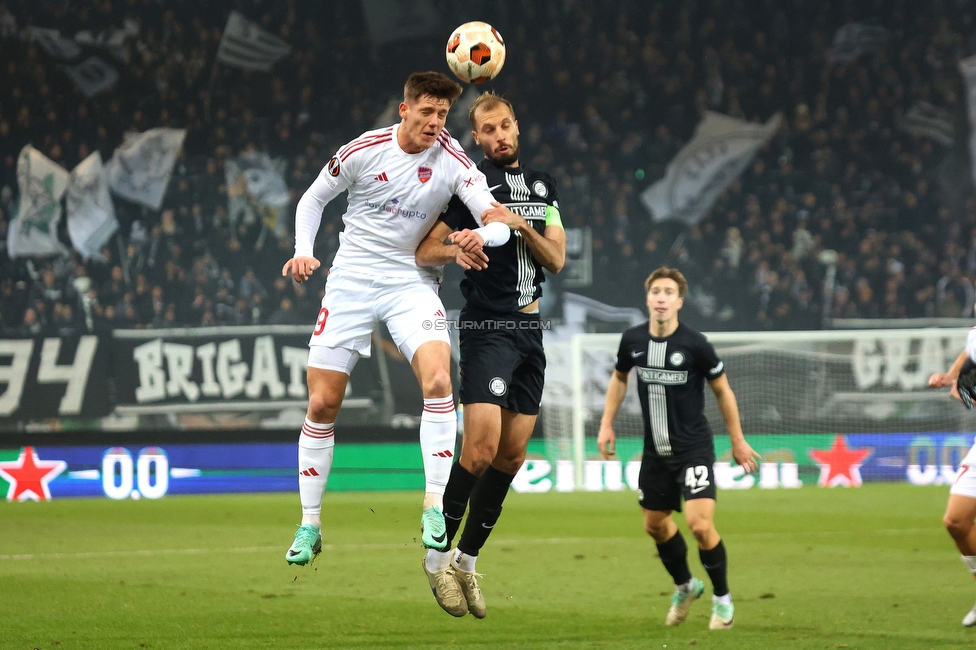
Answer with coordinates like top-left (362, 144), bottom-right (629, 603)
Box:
top-left (445, 21), bottom-right (506, 84)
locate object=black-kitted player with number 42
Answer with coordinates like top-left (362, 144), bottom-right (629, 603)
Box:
top-left (598, 267), bottom-right (761, 631)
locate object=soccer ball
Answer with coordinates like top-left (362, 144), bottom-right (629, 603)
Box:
top-left (445, 21), bottom-right (506, 84)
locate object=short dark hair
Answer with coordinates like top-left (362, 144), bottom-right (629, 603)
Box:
top-left (468, 91), bottom-right (516, 129)
top-left (403, 72), bottom-right (463, 105)
top-left (644, 267), bottom-right (688, 297)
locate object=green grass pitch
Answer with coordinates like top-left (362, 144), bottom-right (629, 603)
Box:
top-left (2, 485), bottom-right (975, 649)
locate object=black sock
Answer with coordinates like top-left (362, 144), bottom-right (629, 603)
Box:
top-left (442, 463), bottom-right (479, 547)
top-left (699, 540), bottom-right (729, 597)
top-left (457, 465), bottom-right (515, 556)
top-left (656, 531), bottom-right (692, 586)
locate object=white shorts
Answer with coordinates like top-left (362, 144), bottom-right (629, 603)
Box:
top-left (950, 443), bottom-right (976, 498)
top-left (307, 272), bottom-right (450, 368)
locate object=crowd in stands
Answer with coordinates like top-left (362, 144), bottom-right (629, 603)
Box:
top-left (2, 0), bottom-right (976, 335)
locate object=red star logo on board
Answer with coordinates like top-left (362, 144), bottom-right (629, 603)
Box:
top-left (0, 446), bottom-right (67, 502)
top-left (809, 435), bottom-right (872, 488)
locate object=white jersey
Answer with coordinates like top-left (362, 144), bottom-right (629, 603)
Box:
top-left (294, 123), bottom-right (498, 282)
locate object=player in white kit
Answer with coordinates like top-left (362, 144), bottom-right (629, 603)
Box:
top-left (281, 72), bottom-right (515, 567)
top-left (929, 318), bottom-right (976, 626)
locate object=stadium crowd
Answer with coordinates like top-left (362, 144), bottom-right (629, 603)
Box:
top-left (1, 0), bottom-right (976, 334)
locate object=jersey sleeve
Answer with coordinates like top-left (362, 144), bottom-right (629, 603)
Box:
top-left (454, 166), bottom-right (495, 225)
top-left (615, 332), bottom-right (635, 374)
top-left (699, 336), bottom-right (725, 380)
top-left (966, 328), bottom-right (976, 362)
top-left (439, 195), bottom-right (466, 231)
top-left (454, 170), bottom-right (510, 246)
top-left (542, 172), bottom-right (564, 229)
top-left (543, 172), bottom-right (561, 206)
top-left (293, 153), bottom-right (356, 258)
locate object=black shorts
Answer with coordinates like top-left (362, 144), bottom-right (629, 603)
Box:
top-left (457, 306), bottom-right (546, 415)
top-left (638, 447), bottom-right (717, 512)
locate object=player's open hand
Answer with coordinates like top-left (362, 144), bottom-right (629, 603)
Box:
top-left (455, 247), bottom-right (489, 271)
top-left (482, 201), bottom-right (526, 230)
top-left (449, 229), bottom-right (485, 254)
top-left (597, 425), bottom-right (616, 459)
top-left (732, 441), bottom-right (762, 474)
top-left (282, 256), bottom-right (320, 284)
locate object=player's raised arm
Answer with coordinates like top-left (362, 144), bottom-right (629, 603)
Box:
top-left (707, 374), bottom-right (760, 473)
top-left (416, 219), bottom-right (489, 271)
top-left (598, 368), bottom-right (630, 459)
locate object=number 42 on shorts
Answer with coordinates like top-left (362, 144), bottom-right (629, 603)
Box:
top-left (685, 466), bottom-right (710, 494)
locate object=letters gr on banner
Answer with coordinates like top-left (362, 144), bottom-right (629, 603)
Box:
top-left (851, 333), bottom-right (966, 390)
top-left (0, 335), bottom-right (110, 422)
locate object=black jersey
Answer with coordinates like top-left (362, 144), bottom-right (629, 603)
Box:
top-left (441, 159), bottom-right (559, 313)
top-left (615, 321), bottom-right (726, 457)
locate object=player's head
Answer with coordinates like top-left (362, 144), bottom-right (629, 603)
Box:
top-left (469, 91), bottom-right (520, 167)
top-left (398, 72), bottom-right (463, 153)
top-left (644, 267), bottom-right (687, 323)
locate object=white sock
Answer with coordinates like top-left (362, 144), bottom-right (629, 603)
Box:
top-left (426, 548), bottom-right (452, 571)
top-left (420, 395), bottom-right (456, 504)
top-left (713, 593), bottom-right (732, 606)
top-left (298, 417), bottom-right (335, 528)
top-left (962, 555), bottom-right (976, 575)
top-left (677, 578), bottom-right (695, 592)
top-left (454, 548), bottom-right (477, 573)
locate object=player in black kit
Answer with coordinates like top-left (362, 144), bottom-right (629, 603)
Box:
top-left (415, 91), bottom-right (566, 618)
top-left (598, 267), bottom-right (760, 631)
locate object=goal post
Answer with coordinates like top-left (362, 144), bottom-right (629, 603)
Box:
top-left (541, 328), bottom-right (975, 491)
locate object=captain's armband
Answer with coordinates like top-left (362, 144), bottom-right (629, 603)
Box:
top-left (545, 205), bottom-right (563, 228)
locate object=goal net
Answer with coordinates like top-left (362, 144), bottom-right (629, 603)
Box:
top-left (540, 329), bottom-right (975, 491)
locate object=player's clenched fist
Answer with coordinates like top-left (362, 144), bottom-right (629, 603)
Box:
top-left (929, 372), bottom-right (952, 388)
top-left (282, 256), bottom-right (321, 284)
top-left (449, 229), bottom-right (486, 254)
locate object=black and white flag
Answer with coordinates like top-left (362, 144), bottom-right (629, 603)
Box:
top-left (30, 26), bottom-right (81, 60)
top-left (898, 101), bottom-right (955, 146)
top-left (75, 19), bottom-right (139, 62)
top-left (960, 56), bottom-right (976, 189)
top-left (829, 22), bottom-right (888, 64)
top-left (105, 128), bottom-right (186, 210)
top-left (64, 56), bottom-right (119, 98)
top-left (67, 152), bottom-right (118, 258)
top-left (641, 112), bottom-right (781, 225)
top-left (216, 11), bottom-right (290, 72)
